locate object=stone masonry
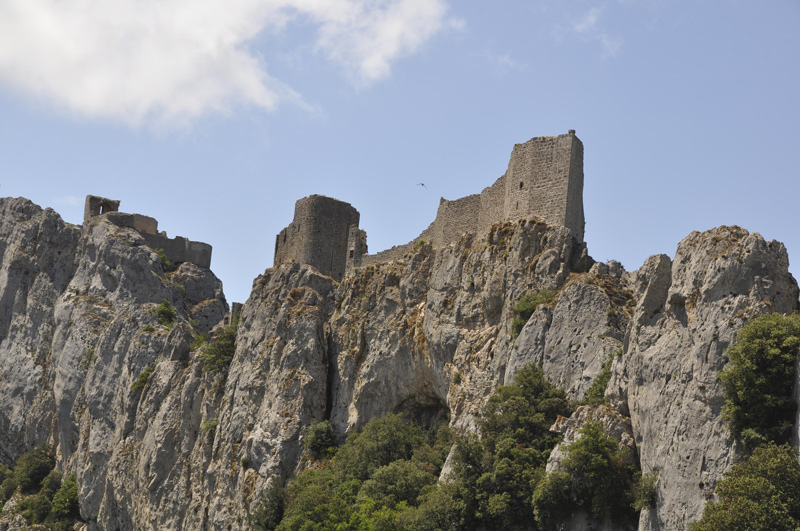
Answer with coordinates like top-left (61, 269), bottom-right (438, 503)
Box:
top-left (83, 195), bottom-right (213, 268)
top-left (273, 131), bottom-right (584, 278)
top-left (274, 195), bottom-right (360, 282)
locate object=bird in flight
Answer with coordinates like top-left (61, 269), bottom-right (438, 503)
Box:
top-left (417, 183), bottom-right (427, 189)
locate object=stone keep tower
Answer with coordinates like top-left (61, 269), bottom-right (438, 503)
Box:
top-left (274, 195), bottom-right (361, 281)
top-left (502, 130), bottom-right (584, 241)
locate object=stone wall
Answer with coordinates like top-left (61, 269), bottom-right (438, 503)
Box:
top-left (141, 233), bottom-right (212, 269)
top-left (84, 196), bottom-right (120, 221)
top-left (85, 196), bottom-right (213, 269)
top-left (432, 194), bottom-right (481, 249)
top-left (279, 131), bottom-right (584, 278)
top-left (477, 176), bottom-right (506, 236)
top-left (274, 195), bottom-right (360, 281)
top-left (102, 212), bottom-right (213, 269)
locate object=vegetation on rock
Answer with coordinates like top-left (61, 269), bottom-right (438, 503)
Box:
top-left (130, 365), bottom-right (154, 392)
top-left (690, 443), bottom-right (800, 531)
top-left (532, 421), bottom-right (639, 528)
top-left (155, 298), bottom-right (176, 326)
top-left (719, 312), bottom-right (800, 446)
top-left (0, 445), bottom-right (81, 529)
top-left (200, 310), bottom-right (240, 375)
top-left (262, 363), bottom-right (587, 531)
top-left (511, 289), bottom-right (556, 339)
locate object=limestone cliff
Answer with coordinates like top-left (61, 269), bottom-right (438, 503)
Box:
top-left (0, 197), bottom-right (797, 531)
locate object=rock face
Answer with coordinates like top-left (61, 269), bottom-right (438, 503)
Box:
top-left (0, 197), bottom-right (797, 531)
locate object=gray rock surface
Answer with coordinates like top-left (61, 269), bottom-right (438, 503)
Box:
top-left (0, 197), bottom-right (798, 531)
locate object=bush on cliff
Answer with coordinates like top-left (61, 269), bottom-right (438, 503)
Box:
top-left (690, 443), bottom-right (800, 531)
top-left (511, 290), bottom-right (556, 339)
top-left (201, 311), bottom-right (240, 376)
top-left (268, 363), bottom-right (572, 531)
top-left (532, 421), bottom-right (638, 529)
top-left (719, 312), bottom-right (800, 446)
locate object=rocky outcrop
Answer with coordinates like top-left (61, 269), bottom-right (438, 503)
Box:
top-left (0, 196), bottom-right (797, 531)
top-left (610, 226), bottom-right (799, 531)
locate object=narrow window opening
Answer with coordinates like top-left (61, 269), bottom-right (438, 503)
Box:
top-left (519, 181), bottom-right (524, 189)
top-left (349, 250), bottom-right (354, 258)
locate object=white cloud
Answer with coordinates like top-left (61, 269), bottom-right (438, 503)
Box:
top-left (0, 0), bottom-right (451, 126)
top-left (572, 6), bottom-right (623, 58)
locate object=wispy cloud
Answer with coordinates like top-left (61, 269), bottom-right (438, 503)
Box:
top-left (0, 0), bottom-right (453, 126)
top-left (54, 195), bottom-right (83, 206)
top-left (571, 6), bottom-right (623, 58)
top-left (480, 51), bottom-right (526, 75)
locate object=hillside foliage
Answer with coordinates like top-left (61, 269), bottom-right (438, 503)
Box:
top-left (720, 312), bottom-right (800, 446)
top-left (0, 445), bottom-right (81, 530)
top-left (690, 444), bottom-right (800, 531)
top-left (253, 363), bottom-right (652, 531)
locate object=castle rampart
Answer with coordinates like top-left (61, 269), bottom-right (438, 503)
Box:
top-left (274, 131), bottom-right (584, 278)
top-left (274, 195), bottom-right (360, 281)
top-left (83, 195), bottom-right (212, 269)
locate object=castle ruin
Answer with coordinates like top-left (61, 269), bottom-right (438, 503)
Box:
top-left (83, 195), bottom-right (213, 269)
top-left (274, 131), bottom-right (584, 280)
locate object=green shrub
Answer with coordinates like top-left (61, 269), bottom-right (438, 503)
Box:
top-left (304, 421), bottom-right (335, 459)
top-left (201, 417), bottom-right (218, 435)
top-left (40, 470), bottom-right (62, 500)
top-left (719, 312), bottom-right (800, 446)
top-left (632, 471), bottom-right (658, 511)
top-left (251, 484), bottom-right (286, 531)
top-left (130, 365), bottom-right (154, 392)
top-left (0, 463), bottom-right (11, 487)
top-left (50, 473), bottom-right (79, 520)
top-left (15, 445), bottom-right (54, 493)
top-left (453, 363), bottom-right (572, 529)
top-left (1, 476), bottom-right (17, 503)
top-left (156, 299), bottom-right (176, 327)
top-left (510, 289), bottom-right (556, 339)
top-left (357, 460), bottom-right (437, 509)
top-left (531, 471), bottom-right (573, 528)
top-left (200, 312), bottom-right (240, 376)
top-left (690, 444), bottom-right (800, 530)
top-left (532, 421), bottom-right (638, 528)
top-left (154, 248), bottom-right (176, 272)
top-left (582, 354), bottom-right (613, 405)
top-left (190, 332), bottom-right (209, 352)
top-left (21, 492), bottom-right (52, 523)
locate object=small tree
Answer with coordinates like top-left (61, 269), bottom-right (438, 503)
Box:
top-left (15, 445), bottom-right (54, 493)
top-left (51, 473), bottom-right (80, 520)
top-left (200, 311), bottom-right (240, 376)
top-left (690, 444), bottom-right (800, 530)
top-left (304, 421), bottom-right (335, 459)
top-left (719, 312), bottom-right (800, 446)
top-left (156, 299), bottom-right (177, 326)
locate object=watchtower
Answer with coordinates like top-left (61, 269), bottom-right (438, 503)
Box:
top-left (274, 195), bottom-right (360, 281)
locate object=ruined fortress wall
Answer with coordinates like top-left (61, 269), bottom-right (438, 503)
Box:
top-left (274, 195), bottom-right (359, 281)
top-left (279, 132), bottom-right (584, 275)
top-left (358, 222), bottom-right (436, 268)
top-left (564, 135), bottom-right (585, 242)
top-left (103, 211), bottom-right (212, 268)
top-left (500, 132), bottom-right (584, 242)
top-left (141, 233), bottom-right (212, 269)
top-left (433, 194), bottom-right (481, 248)
top-left (477, 175), bottom-right (506, 236)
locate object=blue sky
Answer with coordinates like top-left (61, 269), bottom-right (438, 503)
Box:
top-left (1, 1), bottom-right (798, 304)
